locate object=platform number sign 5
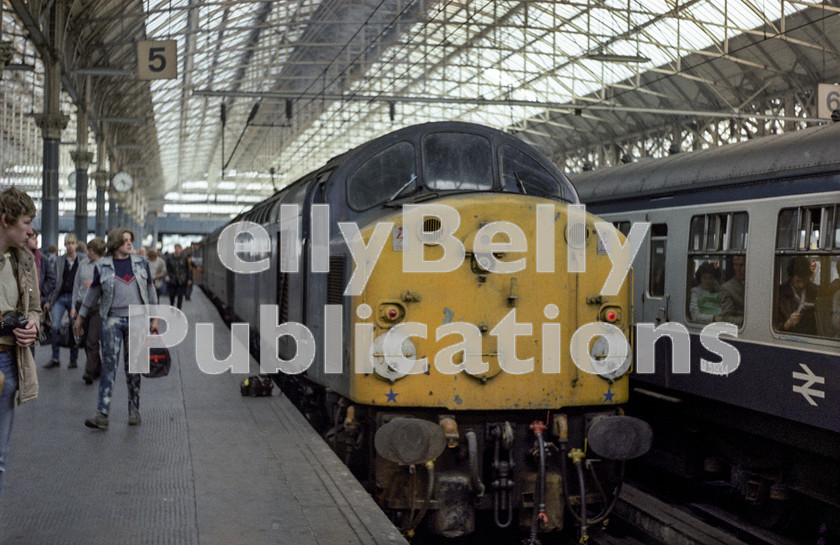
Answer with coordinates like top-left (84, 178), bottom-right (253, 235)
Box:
top-left (817, 83), bottom-right (840, 119)
top-left (137, 40), bottom-right (178, 80)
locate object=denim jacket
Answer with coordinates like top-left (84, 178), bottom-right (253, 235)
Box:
top-left (96, 255), bottom-right (151, 317)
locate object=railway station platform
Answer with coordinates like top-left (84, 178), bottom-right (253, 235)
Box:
top-left (0, 290), bottom-right (407, 545)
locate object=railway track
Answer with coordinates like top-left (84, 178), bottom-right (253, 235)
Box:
top-left (587, 483), bottom-right (805, 545)
top-left (431, 482), bottom-right (799, 545)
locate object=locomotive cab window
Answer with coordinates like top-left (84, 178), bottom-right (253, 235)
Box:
top-left (686, 212), bottom-right (748, 326)
top-left (500, 145), bottom-right (570, 201)
top-left (773, 205), bottom-right (840, 340)
top-left (422, 132), bottom-right (492, 191)
top-left (347, 141), bottom-right (416, 210)
top-left (613, 221), bottom-right (631, 237)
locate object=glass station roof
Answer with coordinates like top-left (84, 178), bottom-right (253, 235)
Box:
top-left (1, 0), bottom-right (837, 220)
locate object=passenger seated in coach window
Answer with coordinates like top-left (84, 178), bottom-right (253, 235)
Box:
top-left (689, 262), bottom-right (722, 324)
top-left (718, 255), bottom-right (746, 327)
top-left (775, 256), bottom-right (819, 336)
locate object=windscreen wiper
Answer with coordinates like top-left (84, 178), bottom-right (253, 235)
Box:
top-left (514, 171), bottom-right (527, 194)
top-left (387, 174), bottom-right (418, 203)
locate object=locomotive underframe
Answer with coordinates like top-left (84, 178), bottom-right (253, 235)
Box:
top-left (276, 371), bottom-right (627, 538)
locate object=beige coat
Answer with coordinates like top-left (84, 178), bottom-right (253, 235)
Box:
top-left (0, 246), bottom-right (40, 404)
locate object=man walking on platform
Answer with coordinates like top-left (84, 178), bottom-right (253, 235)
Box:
top-left (164, 244), bottom-right (191, 309)
top-left (73, 237), bottom-right (106, 385)
top-left (44, 233), bottom-right (82, 369)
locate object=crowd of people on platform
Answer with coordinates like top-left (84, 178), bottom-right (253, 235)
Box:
top-left (0, 185), bottom-right (198, 497)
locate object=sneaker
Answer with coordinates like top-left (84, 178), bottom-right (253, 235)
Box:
top-left (44, 359), bottom-right (60, 369)
top-left (68, 360), bottom-right (78, 369)
top-left (128, 409), bottom-right (141, 426)
top-left (84, 412), bottom-right (109, 430)
top-left (82, 373), bottom-right (93, 385)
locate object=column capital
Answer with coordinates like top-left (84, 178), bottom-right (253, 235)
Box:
top-left (34, 113), bottom-right (69, 139)
top-left (70, 150), bottom-right (95, 170)
top-left (92, 170), bottom-right (109, 189)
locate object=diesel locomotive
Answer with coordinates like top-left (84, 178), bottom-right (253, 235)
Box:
top-left (202, 121), bottom-right (651, 540)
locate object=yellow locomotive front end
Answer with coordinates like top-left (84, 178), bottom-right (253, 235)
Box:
top-left (341, 193), bottom-right (651, 539)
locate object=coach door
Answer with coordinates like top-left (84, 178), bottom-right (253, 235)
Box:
top-left (641, 223), bottom-right (669, 325)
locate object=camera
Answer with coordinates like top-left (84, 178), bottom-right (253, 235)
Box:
top-left (0, 312), bottom-right (28, 337)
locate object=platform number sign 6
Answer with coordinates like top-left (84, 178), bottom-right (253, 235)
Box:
top-left (828, 91), bottom-right (840, 112)
top-left (137, 40), bottom-right (178, 80)
top-left (817, 83), bottom-right (840, 119)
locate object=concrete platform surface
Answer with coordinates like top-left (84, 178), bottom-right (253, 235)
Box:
top-left (0, 290), bottom-right (407, 545)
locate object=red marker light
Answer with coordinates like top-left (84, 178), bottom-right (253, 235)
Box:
top-left (388, 308), bottom-right (398, 319)
top-left (605, 310), bottom-right (617, 322)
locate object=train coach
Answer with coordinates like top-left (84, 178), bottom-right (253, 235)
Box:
top-left (573, 121), bottom-right (840, 530)
top-left (202, 121), bottom-right (652, 540)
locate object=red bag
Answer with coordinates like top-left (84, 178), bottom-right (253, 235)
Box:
top-left (144, 347), bottom-right (171, 378)
top-left (141, 328), bottom-right (171, 378)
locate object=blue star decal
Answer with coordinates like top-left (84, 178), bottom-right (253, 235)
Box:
top-left (603, 388), bottom-right (615, 403)
top-left (385, 388), bottom-right (399, 403)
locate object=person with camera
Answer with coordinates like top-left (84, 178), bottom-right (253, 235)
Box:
top-left (0, 187), bottom-right (40, 496)
top-left (74, 228), bottom-right (158, 430)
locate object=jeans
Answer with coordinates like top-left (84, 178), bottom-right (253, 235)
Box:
top-left (98, 316), bottom-right (140, 415)
top-left (51, 292), bottom-right (79, 363)
top-left (0, 350), bottom-right (18, 496)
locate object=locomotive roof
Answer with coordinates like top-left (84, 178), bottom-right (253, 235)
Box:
top-left (219, 121), bottom-right (576, 231)
top-left (321, 120), bottom-right (557, 167)
top-left (572, 122), bottom-right (840, 203)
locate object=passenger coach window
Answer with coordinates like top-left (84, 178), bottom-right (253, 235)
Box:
top-left (648, 224), bottom-right (667, 297)
top-left (347, 141), bottom-right (416, 210)
top-left (500, 145), bottom-right (567, 201)
top-left (423, 132), bottom-right (492, 191)
top-left (686, 212), bottom-right (748, 326)
top-left (773, 205), bottom-right (840, 339)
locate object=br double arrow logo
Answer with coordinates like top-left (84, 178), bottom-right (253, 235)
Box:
top-left (792, 363), bottom-right (825, 407)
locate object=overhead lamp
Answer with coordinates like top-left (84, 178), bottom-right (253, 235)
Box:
top-left (71, 68), bottom-right (134, 77)
top-left (586, 53), bottom-right (650, 63)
